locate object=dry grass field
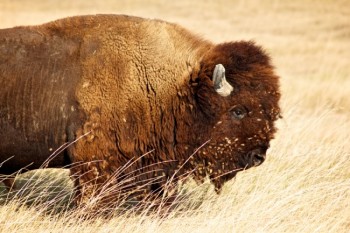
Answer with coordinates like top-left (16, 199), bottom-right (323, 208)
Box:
top-left (0, 0), bottom-right (349, 232)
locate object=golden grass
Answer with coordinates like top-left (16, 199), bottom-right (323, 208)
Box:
top-left (1, 0), bottom-right (350, 232)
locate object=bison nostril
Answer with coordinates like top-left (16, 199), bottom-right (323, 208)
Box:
top-left (254, 153), bottom-right (266, 164)
top-left (249, 149), bottom-right (266, 166)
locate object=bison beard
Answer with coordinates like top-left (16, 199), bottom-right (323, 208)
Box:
top-left (0, 14), bottom-right (281, 209)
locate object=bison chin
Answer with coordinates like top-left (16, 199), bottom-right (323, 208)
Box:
top-left (209, 147), bottom-right (268, 194)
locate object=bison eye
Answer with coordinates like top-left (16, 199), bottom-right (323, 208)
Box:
top-left (230, 106), bottom-right (247, 120)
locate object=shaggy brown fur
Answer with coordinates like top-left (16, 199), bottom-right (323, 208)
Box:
top-left (0, 14), bottom-right (280, 207)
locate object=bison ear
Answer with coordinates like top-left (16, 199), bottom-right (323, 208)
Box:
top-left (213, 64), bottom-right (234, 97)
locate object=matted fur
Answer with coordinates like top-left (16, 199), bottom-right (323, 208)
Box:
top-left (0, 14), bottom-right (280, 206)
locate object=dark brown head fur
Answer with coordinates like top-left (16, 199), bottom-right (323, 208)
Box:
top-left (189, 41), bottom-right (281, 192)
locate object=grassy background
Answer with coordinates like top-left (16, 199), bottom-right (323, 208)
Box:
top-left (0, 0), bottom-right (350, 232)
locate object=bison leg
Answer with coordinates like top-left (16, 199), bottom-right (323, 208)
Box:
top-left (69, 163), bottom-right (122, 213)
top-left (69, 166), bottom-right (100, 207)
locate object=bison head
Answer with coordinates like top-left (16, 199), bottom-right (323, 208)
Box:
top-left (193, 41), bottom-right (281, 193)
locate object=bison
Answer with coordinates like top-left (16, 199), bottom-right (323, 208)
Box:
top-left (0, 14), bottom-right (281, 207)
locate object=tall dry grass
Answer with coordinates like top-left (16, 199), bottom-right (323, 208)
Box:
top-left (0, 0), bottom-right (349, 232)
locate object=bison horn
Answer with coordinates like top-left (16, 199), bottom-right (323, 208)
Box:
top-left (213, 64), bottom-right (233, 97)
